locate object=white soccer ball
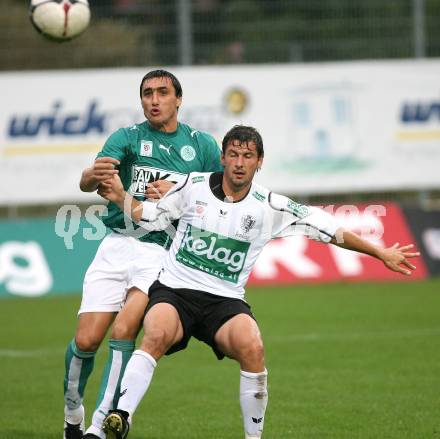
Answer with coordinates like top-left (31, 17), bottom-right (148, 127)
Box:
top-left (30, 0), bottom-right (90, 41)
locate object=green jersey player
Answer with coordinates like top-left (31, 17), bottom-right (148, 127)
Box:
top-left (98, 125), bottom-right (419, 439)
top-left (63, 70), bottom-right (222, 439)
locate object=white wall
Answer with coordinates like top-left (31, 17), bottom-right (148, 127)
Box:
top-left (1, 59), bottom-right (439, 204)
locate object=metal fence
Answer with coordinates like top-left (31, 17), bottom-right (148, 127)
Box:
top-left (1, 0), bottom-right (440, 71)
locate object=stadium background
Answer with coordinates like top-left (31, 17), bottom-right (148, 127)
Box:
top-left (1, 1), bottom-right (439, 438)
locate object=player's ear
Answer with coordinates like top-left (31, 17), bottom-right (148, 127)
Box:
top-left (221, 153), bottom-right (226, 166)
top-left (176, 96), bottom-right (182, 111)
top-left (257, 156), bottom-right (263, 171)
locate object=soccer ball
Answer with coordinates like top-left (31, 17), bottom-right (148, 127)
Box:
top-left (29, 0), bottom-right (90, 41)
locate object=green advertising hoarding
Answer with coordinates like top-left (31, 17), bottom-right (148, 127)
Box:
top-left (0, 216), bottom-right (103, 298)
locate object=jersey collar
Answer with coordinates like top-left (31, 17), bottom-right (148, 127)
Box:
top-left (209, 172), bottom-right (252, 203)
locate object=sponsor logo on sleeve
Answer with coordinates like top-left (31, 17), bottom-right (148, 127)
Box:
top-left (140, 140), bottom-right (153, 157)
top-left (286, 199), bottom-right (309, 217)
top-left (252, 191), bottom-right (266, 202)
top-left (191, 175), bottom-right (205, 184)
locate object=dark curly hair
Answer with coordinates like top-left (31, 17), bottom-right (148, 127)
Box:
top-left (222, 125), bottom-right (264, 158)
top-left (139, 69), bottom-right (182, 99)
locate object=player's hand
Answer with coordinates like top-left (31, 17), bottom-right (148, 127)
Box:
top-left (379, 243), bottom-right (420, 275)
top-left (91, 157), bottom-right (120, 182)
top-left (145, 180), bottom-right (175, 200)
top-left (97, 174), bottom-right (125, 204)
top-left (80, 157), bottom-right (120, 192)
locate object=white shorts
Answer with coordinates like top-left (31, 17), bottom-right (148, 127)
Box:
top-left (79, 232), bottom-right (167, 314)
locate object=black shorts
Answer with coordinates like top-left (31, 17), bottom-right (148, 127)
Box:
top-left (147, 280), bottom-right (256, 360)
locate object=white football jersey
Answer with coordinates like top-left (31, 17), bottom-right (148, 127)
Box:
top-left (139, 172), bottom-right (339, 300)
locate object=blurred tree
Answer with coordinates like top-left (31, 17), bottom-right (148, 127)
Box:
top-left (1, 0), bottom-right (153, 70)
top-left (426, 0), bottom-right (440, 55)
top-left (3, 0), bottom-right (440, 69)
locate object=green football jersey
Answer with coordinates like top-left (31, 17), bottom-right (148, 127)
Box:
top-left (97, 121), bottom-right (222, 247)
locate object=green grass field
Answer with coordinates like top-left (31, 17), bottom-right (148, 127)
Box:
top-left (1, 279), bottom-right (439, 439)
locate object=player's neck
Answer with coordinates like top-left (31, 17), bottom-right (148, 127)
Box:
top-left (148, 119), bottom-right (178, 133)
top-left (221, 178), bottom-right (252, 202)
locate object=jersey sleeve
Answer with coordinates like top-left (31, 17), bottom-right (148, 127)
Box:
top-left (96, 128), bottom-right (129, 161)
top-left (137, 174), bottom-right (190, 231)
top-left (198, 132), bottom-right (223, 172)
top-left (269, 193), bottom-right (340, 243)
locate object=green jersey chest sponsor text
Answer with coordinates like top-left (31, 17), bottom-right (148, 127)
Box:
top-left (98, 122), bottom-right (221, 245)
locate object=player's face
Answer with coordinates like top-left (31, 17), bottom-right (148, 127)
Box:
top-left (221, 140), bottom-right (263, 193)
top-left (141, 77), bottom-right (182, 132)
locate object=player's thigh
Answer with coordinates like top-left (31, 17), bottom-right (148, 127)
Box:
top-left (80, 233), bottom-right (135, 314)
top-left (110, 287), bottom-right (149, 340)
top-left (110, 242), bottom-right (167, 340)
top-left (139, 303), bottom-right (184, 356)
top-left (75, 312), bottom-right (116, 352)
top-left (214, 314), bottom-right (265, 369)
top-left (130, 241), bottom-right (167, 295)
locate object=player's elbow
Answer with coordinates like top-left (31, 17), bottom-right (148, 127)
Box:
top-left (79, 181), bottom-right (90, 192)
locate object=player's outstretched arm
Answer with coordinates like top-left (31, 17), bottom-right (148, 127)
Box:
top-left (97, 175), bottom-right (144, 222)
top-left (79, 157), bottom-right (120, 192)
top-left (331, 228), bottom-right (420, 276)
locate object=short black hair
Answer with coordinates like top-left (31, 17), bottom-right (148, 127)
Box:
top-left (222, 125), bottom-right (264, 158)
top-left (139, 69), bottom-right (183, 98)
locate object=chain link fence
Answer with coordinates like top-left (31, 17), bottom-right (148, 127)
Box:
top-left (1, 0), bottom-right (440, 70)
top-left (1, 0), bottom-right (440, 216)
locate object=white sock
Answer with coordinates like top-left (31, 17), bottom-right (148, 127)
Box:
top-left (240, 369), bottom-right (268, 438)
top-left (117, 350), bottom-right (157, 419)
top-left (64, 404), bottom-right (84, 425)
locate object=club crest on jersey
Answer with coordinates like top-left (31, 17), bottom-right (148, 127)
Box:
top-left (180, 145), bottom-right (196, 161)
top-left (241, 215), bottom-right (256, 233)
top-left (140, 140), bottom-right (153, 157)
top-left (235, 214), bottom-right (256, 240)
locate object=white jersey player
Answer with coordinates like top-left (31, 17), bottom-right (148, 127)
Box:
top-left (98, 125), bottom-right (419, 439)
top-left (137, 171), bottom-right (338, 300)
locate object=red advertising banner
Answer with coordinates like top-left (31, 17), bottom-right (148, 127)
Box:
top-left (249, 203), bottom-right (428, 285)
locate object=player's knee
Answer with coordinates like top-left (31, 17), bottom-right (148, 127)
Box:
top-left (140, 327), bottom-right (172, 355)
top-left (238, 338), bottom-right (265, 366)
top-left (111, 318), bottom-right (139, 340)
top-left (75, 333), bottom-right (101, 352)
